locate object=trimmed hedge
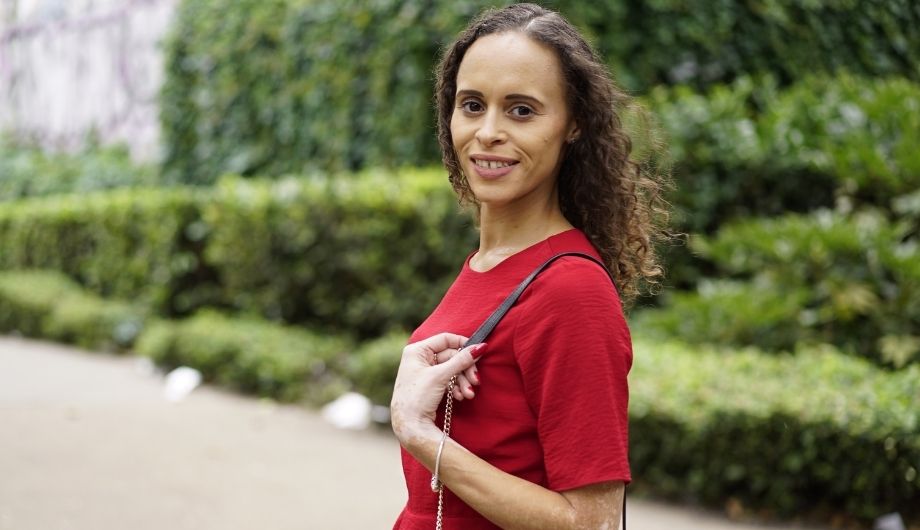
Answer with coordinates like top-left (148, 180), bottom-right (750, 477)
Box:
top-left (629, 337), bottom-right (920, 523)
top-left (135, 310), bottom-right (351, 403)
top-left (201, 169), bottom-right (476, 337)
top-left (0, 186), bottom-right (215, 315)
top-left (0, 270), bottom-right (147, 351)
top-left (160, 0), bottom-right (920, 183)
top-left (0, 168), bottom-right (477, 338)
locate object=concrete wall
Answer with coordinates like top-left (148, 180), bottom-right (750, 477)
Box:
top-left (0, 0), bottom-right (177, 161)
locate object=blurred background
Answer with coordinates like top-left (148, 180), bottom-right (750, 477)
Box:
top-left (0, 0), bottom-right (918, 528)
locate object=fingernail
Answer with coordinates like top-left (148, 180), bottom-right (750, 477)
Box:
top-left (466, 386), bottom-right (473, 393)
top-left (469, 343), bottom-right (488, 359)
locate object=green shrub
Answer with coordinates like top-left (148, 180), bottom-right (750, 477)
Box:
top-left (648, 74), bottom-right (920, 234)
top-left (134, 309), bottom-right (351, 403)
top-left (348, 331), bottom-right (407, 405)
top-left (671, 208), bottom-right (920, 366)
top-left (0, 168), bottom-right (476, 338)
top-left (161, 0), bottom-right (919, 183)
top-left (0, 270), bottom-right (147, 352)
top-left (630, 337), bottom-right (920, 523)
top-left (632, 280), bottom-right (810, 352)
top-left (0, 187), bottom-right (215, 315)
top-left (0, 138), bottom-right (159, 202)
top-left (202, 169), bottom-right (476, 337)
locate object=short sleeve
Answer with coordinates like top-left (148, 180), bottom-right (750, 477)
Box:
top-left (512, 257), bottom-right (632, 491)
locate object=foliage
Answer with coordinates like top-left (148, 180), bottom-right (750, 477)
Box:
top-left (640, 208), bottom-right (920, 367)
top-left (0, 138), bottom-right (159, 202)
top-left (0, 186), bottom-right (216, 315)
top-left (0, 270), bottom-right (147, 352)
top-left (0, 168), bottom-right (477, 338)
top-left (649, 74), bottom-right (920, 235)
top-left (629, 337), bottom-right (920, 523)
top-left (201, 169), bottom-right (476, 337)
top-left (135, 310), bottom-right (351, 403)
top-left (160, 0), bottom-right (919, 183)
top-left (348, 331), bottom-right (408, 405)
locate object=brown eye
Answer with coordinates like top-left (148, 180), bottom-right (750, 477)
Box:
top-left (461, 100), bottom-right (484, 113)
top-left (510, 105), bottom-right (534, 118)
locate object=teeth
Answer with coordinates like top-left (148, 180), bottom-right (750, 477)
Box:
top-left (474, 159), bottom-right (513, 169)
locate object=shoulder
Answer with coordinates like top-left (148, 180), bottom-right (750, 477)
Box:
top-left (528, 255), bottom-right (621, 308)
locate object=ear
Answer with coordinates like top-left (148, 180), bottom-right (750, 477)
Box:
top-left (566, 122), bottom-right (581, 144)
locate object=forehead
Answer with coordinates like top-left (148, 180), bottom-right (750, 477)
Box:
top-left (456, 32), bottom-right (566, 101)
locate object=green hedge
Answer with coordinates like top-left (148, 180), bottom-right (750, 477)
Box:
top-left (135, 310), bottom-right (351, 403)
top-left (0, 270), bottom-right (147, 351)
top-left (0, 168), bottom-right (476, 338)
top-left (638, 208), bottom-right (920, 367)
top-left (0, 186), bottom-right (215, 315)
top-left (201, 169), bottom-right (475, 337)
top-left (0, 138), bottom-right (159, 202)
top-left (629, 338), bottom-right (920, 523)
top-left (160, 0), bottom-right (919, 183)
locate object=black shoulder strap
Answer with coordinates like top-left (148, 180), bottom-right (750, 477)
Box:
top-left (462, 251), bottom-right (608, 348)
top-left (460, 251), bottom-right (626, 529)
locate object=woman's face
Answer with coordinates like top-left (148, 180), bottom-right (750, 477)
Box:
top-left (451, 32), bottom-right (577, 209)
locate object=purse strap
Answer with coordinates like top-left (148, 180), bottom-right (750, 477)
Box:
top-left (457, 251), bottom-right (627, 528)
top-left (462, 251), bottom-right (609, 349)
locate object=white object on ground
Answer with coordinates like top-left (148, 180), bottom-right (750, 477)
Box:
top-left (321, 392), bottom-right (372, 430)
top-left (875, 513), bottom-right (905, 530)
top-left (163, 366), bottom-right (203, 402)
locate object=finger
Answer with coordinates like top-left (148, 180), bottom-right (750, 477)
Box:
top-left (456, 374), bottom-right (475, 399)
top-left (434, 343), bottom-right (488, 379)
top-left (413, 333), bottom-right (468, 357)
top-left (464, 363), bottom-right (479, 386)
top-left (452, 384), bottom-right (464, 401)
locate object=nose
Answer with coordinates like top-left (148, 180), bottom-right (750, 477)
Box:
top-left (475, 109), bottom-right (507, 146)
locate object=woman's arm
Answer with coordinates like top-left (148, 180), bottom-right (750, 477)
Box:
top-left (390, 334), bottom-right (624, 530)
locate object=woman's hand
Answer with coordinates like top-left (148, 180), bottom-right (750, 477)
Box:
top-left (390, 333), bottom-right (486, 446)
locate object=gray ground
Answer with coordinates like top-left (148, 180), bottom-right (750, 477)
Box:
top-left (0, 336), bottom-right (830, 530)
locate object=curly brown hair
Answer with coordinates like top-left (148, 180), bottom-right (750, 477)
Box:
top-left (436, 3), bottom-right (671, 303)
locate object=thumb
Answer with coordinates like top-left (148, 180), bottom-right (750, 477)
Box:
top-left (434, 343), bottom-right (487, 378)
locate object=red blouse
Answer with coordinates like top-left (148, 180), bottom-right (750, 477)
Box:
top-left (393, 229), bottom-right (632, 529)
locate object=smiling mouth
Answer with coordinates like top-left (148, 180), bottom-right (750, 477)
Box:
top-left (473, 158), bottom-right (518, 170)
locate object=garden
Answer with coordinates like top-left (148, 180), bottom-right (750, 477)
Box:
top-left (1, 0), bottom-right (917, 526)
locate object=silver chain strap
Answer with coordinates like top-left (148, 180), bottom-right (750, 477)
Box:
top-left (434, 375), bottom-right (457, 530)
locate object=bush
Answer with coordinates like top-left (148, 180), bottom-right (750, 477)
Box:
top-left (650, 208), bottom-right (920, 367)
top-left (201, 169), bottom-right (476, 337)
top-left (0, 168), bottom-right (476, 338)
top-left (134, 310), bottom-right (351, 403)
top-left (629, 337), bottom-right (920, 524)
top-left (348, 331), bottom-right (407, 405)
top-left (161, 0), bottom-right (919, 183)
top-left (0, 270), bottom-right (148, 351)
top-left (0, 187), bottom-right (215, 315)
top-left (0, 138), bottom-right (159, 202)
top-left (648, 74), bottom-right (920, 235)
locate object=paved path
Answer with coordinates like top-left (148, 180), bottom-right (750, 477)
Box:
top-left (0, 336), bottom-right (829, 530)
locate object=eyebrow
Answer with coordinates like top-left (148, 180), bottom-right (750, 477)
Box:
top-left (456, 89), bottom-right (543, 106)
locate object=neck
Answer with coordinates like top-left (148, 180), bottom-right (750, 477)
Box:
top-left (473, 189), bottom-right (573, 270)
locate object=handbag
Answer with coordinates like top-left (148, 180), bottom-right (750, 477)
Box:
top-left (432, 252), bottom-right (627, 529)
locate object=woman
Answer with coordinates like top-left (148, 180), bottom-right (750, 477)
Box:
top-left (390, 4), bottom-right (668, 529)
